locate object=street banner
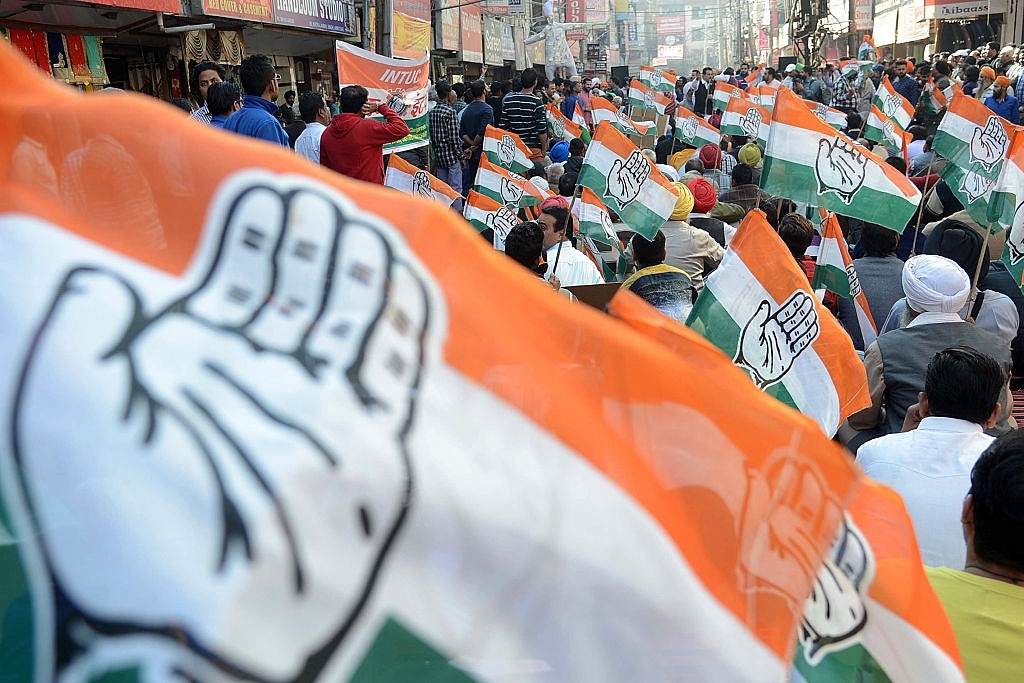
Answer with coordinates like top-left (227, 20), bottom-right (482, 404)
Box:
top-left (385, 154), bottom-right (461, 206)
top-left (687, 210), bottom-right (871, 436)
top-left (336, 40), bottom-right (429, 153)
top-left (762, 88), bottom-right (921, 233)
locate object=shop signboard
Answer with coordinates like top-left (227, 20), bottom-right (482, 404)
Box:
top-left (508, 0), bottom-right (527, 15)
top-left (483, 16), bottom-right (504, 66)
top-left (439, 0), bottom-right (460, 51)
top-left (485, 0), bottom-right (509, 14)
top-left (853, 0), bottom-right (873, 30)
top-left (923, 0), bottom-right (1004, 18)
top-left (392, 0), bottom-right (431, 58)
top-left (274, 0), bottom-right (356, 36)
top-left (336, 40), bottom-right (430, 153)
top-left (615, 0), bottom-right (628, 21)
top-left (501, 22), bottom-right (516, 62)
top-left (514, 26), bottom-right (529, 69)
top-left (91, 0), bottom-right (181, 10)
top-left (565, 0), bottom-right (586, 39)
top-left (460, 2), bottom-right (483, 63)
top-left (198, 0), bottom-right (273, 22)
top-left (896, 3), bottom-right (929, 42)
top-left (585, 0), bottom-right (606, 24)
top-left (656, 16), bottom-right (685, 45)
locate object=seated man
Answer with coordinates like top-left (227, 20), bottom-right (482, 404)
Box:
top-left (717, 164), bottom-right (769, 214)
top-left (927, 429), bottom-right (1024, 683)
top-left (621, 230), bottom-right (695, 323)
top-left (843, 255), bottom-right (1013, 448)
top-left (536, 199), bottom-right (604, 287)
top-left (685, 178), bottom-right (728, 247)
top-left (858, 346), bottom-right (1003, 567)
top-left (503, 220), bottom-right (563, 293)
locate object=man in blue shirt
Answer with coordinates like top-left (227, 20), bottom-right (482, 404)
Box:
top-left (206, 82), bottom-right (242, 129)
top-left (223, 54), bottom-right (290, 147)
top-left (985, 75), bottom-right (1021, 125)
top-left (458, 80), bottom-right (493, 193)
top-left (891, 60), bottom-right (920, 106)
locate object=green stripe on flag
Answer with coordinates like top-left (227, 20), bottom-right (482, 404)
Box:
top-left (577, 163), bottom-right (670, 239)
top-left (811, 262), bottom-right (852, 298)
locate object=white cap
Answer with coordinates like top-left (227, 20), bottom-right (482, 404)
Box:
top-left (785, 63), bottom-right (797, 73)
top-left (952, 49), bottom-right (969, 57)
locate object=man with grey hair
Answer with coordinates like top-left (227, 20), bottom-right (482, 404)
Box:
top-left (843, 255), bottom-right (1013, 450)
top-left (546, 162), bottom-right (564, 193)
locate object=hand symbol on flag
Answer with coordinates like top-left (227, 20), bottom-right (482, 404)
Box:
top-left (882, 93), bottom-right (901, 118)
top-left (486, 205), bottom-right (519, 240)
top-left (969, 116), bottom-right (1009, 172)
top-left (412, 170), bottom-right (432, 198)
top-left (498, 134), bottom-right (518, 167)
top-left (644, 90), bottom-right (655, 109)
top-left (734, 293), bottom-right (819, 389)
top-left (679, 115), bottom-right (698, 142)
top-left (1006, 201), bottom-right (1024, 265)
top-left (606, 150), bottom-right (650, 206)
top-left (740, 107), bottom-right (762, 139)
top-left (815, 138), bottom-right (868, 204)
top-left (500, 176), bottom-right (524, 205)
top-left (958, 169), bottom-right (994, 203)
top-left (13, 173), bottom-right (436, 681)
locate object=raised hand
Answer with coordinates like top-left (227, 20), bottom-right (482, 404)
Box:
top-left (740, 106), bottom-right (763, 139)
top-left (13, 173), bottom-right (438, 681)
top-left (497, 134), bottom-right (517, 168)
top-left (815, 138), bottom-right (868, 204)
top-left (605, 149), bottom-right (650, 206)
top-left (969, 116), bottom-right (1009, 172)
top-left (733, 293), bottom-right (819, 389)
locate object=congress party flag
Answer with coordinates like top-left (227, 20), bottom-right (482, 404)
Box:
top-left (996, 132), bottom-right (1024, 280)
top-left (864, 76), bottom-right (914, 155)
top-left (572, 100), bottom-right (588, 127)
top-left (0, 39), bottom-right (867, 683)
top-left (384, 153), bottom-right (461, 207)
top-left (751, 84), bottom-right (777, 112)
top-left (463, 189), bottom-right (521, 249)
top-left (811, 213), bottom-right (878, 348)
top-left (473, 156), bottom-right (550, 207)
top-left (712, 81), bottom-right (749, 113)
top-left (803, 100), bottom-right (848, 130)
top-left (547, 102), bottom-right (591, 143)
top-left (592, 96), bottom-right (655, 136)
top-left (720, 96), bottom-right (771, 149)
top-left (481, 125), bottom-right (534, 174)
top-left (576, 121), bottom-right (680, 239)
top-left (839, 59), bottom-right (874, 77)
top-left (628, 79), bottom-right (673, 115)
top-left (572, 187), bottom-right (628, 282)
top-left (674, 108), bottom-right (723, 149)
top-left (919, 77), bottom-right (949, 115)
top-left (762, 87), bottom-right (921, 233)
top-left (932, 92), bottom-right (1019, 230)
top-left (686, 210), bottom-right (871, 436)
top-left (793, 480), bottom-right (965, 683)
top-left (858, 35), bottom-right (877, 62)
top-left (638, 64), bottom-right (675, 93)
top-left (745, 64), bottom-right (764, 86)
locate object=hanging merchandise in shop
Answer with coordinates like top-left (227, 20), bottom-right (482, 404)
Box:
top-left (336, 40), bottom-right (429, 153)
top-left (182, 30), bottom-right (245, 65)
top-left (3, 30), bottom-right (108, 87)
top-left (393, 0), bottom-right (431, 58)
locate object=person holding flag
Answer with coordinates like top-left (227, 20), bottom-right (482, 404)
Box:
top-left (537, 196), bottom-right (604, 286)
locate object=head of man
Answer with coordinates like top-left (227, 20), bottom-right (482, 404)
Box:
top-left (732, 163), bottom-right (754, 187)
top-left (339, 85), bottom-right (370, 115)
top-left (435, 80), bottom-right (454, 106)
top-left (860, 223), bottom-right (899, 258)
top-left (504, 221), bottom-right (547, 275)
top-left (895, 61), bottom-right (907, 78)
top-left (206, 81), bottom-right (242, 118)
top-left (691, 69), bottom-right (700, 79)
top-left (285, 90), bottom-right (296, 106)
top-left (684, 158), bottom-right (705, 174)
top-left (919, 346), bottom-right (1004, 428)
top-left (934, 60), bottom-right (951, 78)
top-left (558, 172), bottom-right (578, 197)
top-left (778, 213), bottom-right (814, 260)
top-left (568, 137), bottom-right (587, 158)
top-left (191, 60), bottom-right (226, 106)
top-left (538, 204), bottom-right (571, 249)
top-left (239, 54), bottom-right (278, 100)
top-left (963, 429), bottom-right (1024, 576)
top-left (740, 62), bottom-right (750, 76)
top-left (764, 67), bottom-right (776, 82)
top-left (901, 254), bottom-right (971, 317)
top-left (994, 76), bottom-right (1011, 99)
top-left (702, 66), bottom-right (714, 81)
top-left (546, 162), bottom-right (564, 188)
top-left (631, 230), bottom-right (667, 269)
top-left (980, 66), bottom-right (996, 87)
top-left (964, 65), bottom-right (980, 83)
top-left (986, 41), bottom-right (1000, 59)
top-left (923, 218), bottom-right (988, 288)
top-left (521, 68), bottom-right (539, 91)
top-left (299, 92), bottom-right (329, 125)
top-left (469, 79), bottom-right (487, 101)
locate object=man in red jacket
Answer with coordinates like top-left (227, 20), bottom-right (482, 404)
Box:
top-left (321, 85), bottom-right (410, 184)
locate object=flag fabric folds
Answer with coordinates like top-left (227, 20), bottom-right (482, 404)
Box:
top-left (745, 64), bottom-right (764, 86)
top-left (864, 76), bottom-right (914, 155)
top-left (750, 84), bottom-right (777, 112)
top-left (572, 187), bottom-right (629, 282)
top-left (628, 79), bottom-right (673, 115)
top-left (762, 87), bottom-right (922, 233)
top-left (547, 102), bottom-right (591, 143)
top-left (481, 125), bottom-right (534, 174)
top-left (802, 100), bottom-right (848, 130)
top-left (473, 156), bottom-right (550, 207)
top-left (858, 36), bottom-right (877, 62)
top-left (720, 96), bottom-right (771, 149)
top-left (592, 97), bottom-right (655, 136)
top-left (384, 154), bottom-right (462, 206)
top-left (996, 131), bottom-right (1024, 280)
top-left (572, 100), bottom-right (588, 128)
top-left (712, 81), bottom-right (748, 112)
top-left (811, 213), bottom-right (878, 348)
top-left (463, 189), bottom-right (521, 249)
top-left (919, 78), bottom-right (949, 115)
top-left (686, 210), bottom-right (871, 437)
top-left (932, 92), bottom-right (1020, 230)
top-left (674, 108), bottom-right (723, 149)
top-left (638, 64), bottom-right (675, 93)
top-left (576, 121), bottom-right (680, 239)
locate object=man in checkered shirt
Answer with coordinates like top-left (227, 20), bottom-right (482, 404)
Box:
top-left (830, 70), bottom-right (859, 114)
top-left (429, 81), bottom-right (463, 200)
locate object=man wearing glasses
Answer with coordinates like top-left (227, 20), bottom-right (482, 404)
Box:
top-left (223, 54), bottom-right (290, 147)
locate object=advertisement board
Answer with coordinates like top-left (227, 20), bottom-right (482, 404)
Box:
top-left (923, 0), bottom-right (1004, 18)
top-left (656, 16), bottom-right (685, 45)
top-left (585, 0), bottom-right (606, 23)
top-left (502, 22), bottom-right (516, 62)
top-left (565, 0), bottom-right (587, 39)
top-left (274, 0), bottom-right (356, 35)
top-left (853, 0), bottom-right (874, 30)
top-left (483, 16), bottom-right (504, 66)
top-left (508, 0), bottom-right (527, 15)
top-left (92, 0), bottom-right (180, 10)
top-left (198, 0), bottom-right (273, 22)
top-left (460, 2), bottom-right (483, 63)
top-left (439, 0), bottom-right (460, 51)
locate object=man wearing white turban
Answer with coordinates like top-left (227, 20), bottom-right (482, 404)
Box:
top-left (842, 255), bottom-right (1013, 450)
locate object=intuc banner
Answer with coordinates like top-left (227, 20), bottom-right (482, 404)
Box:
top-left (335, 40), bottom-right (430, 153)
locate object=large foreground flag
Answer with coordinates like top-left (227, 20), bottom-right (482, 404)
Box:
top-left (463, 189), bottom-right (521, 249)
top-left (674, 108), bottom-right (723, 149)
top-left (592, 96), bottom-right (656, 136)
top-left (547, 102), bottom-right (591, 142)
top-left (720, 96), bottom-right (771, 148)
top-left (1, 40), bottom-right (869, 683)
top-left (481, 125), bottom-right (534, 174)
top-left (473, 156), bottom-right (550, 207)
top-left (712, 81), bottom-right (749, 112)
top-left (793, 480), bottom-right (965, 683)
top-left (812, 213), bottom-right (878, 348)
top-left (577, 121), bottom-right (680, 238)
top-left (572, 187), bottom-right (628, 281)
top-left (385, 154), bottom-right (462, 206)
top-left (932, 92), bottom-right (1019, 230)
top-left (864, 76), bottom-right (914, 155)
top-left (638, 64), bottom-right (675, 93)
top-left (686, 210), bottom-right (871, 436)
top-left (762, 87), bottom-right (922, 233)
top-left (628, 79), bottom-right (673, 115)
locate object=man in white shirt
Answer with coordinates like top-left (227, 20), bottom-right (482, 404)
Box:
top-left (857, 346), bottom-right (1004, 568)
top-left (536, 199), bottom-right (604, 286)
top-left (294, 92), bottom-right (331, 164)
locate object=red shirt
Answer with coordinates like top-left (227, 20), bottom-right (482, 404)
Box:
top-left (320, 104), bottom-right (410, 184)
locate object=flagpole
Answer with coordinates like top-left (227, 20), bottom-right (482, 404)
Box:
top-left (551, 191), bottom-right (580, 279)
top-left (907, 154), bottom-right (935, 257)
top-left (966, 230), bottom-right (991, 321)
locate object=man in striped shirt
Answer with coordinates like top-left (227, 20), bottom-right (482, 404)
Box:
top-left (498, 68), bottom-right (548, 160)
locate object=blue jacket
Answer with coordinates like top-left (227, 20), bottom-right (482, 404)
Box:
top-left (985, 95), bottom-right (1021, 125)
top-left (223, 95), bottom-right (289, 146)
